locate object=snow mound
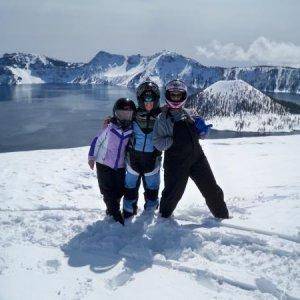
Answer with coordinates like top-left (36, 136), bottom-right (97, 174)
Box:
top-left (187, 80), bottom-right (300, 132)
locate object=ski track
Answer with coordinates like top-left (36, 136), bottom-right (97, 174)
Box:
top-left (0, 136), bottom-right (299, 299)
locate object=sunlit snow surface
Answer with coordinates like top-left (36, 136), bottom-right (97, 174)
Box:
top-left (0, 136), bottom-right (299, 299)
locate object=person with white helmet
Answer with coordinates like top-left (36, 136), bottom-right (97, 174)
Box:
top-left (153, 80), bottom-right (229, 219)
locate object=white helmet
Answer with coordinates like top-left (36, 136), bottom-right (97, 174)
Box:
top-left (165, 80), bottom-right (188, 109)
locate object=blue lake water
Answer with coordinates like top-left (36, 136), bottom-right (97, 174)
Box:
top-left (0, 84), bottom-right (135, 153)
top-left (266, 92), bottom-right (300, 104)
top-left (0, 84), bottom-right (299, 153)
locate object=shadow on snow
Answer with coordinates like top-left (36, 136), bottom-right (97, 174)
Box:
top-left (61, 212), bottom-right (219, 289)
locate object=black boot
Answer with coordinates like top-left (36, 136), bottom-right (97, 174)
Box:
top-left (123, 210), bottom-right (134, 219)
top-left (112, 210), bottom-right (125, 226)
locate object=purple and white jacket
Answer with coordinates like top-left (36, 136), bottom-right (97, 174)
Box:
top-left (88, 123), bottom-right (132, 169)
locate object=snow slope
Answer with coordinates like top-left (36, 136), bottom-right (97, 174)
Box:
top-left (1, 51), bottom-right (300, 94)
top-left (0, 135), bottom-right (299, 299)
top-left (186, 80), bottom-right (300, 132)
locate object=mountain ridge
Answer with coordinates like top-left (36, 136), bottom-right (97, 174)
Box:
top-left (0, 51), bottom-right (299, 94)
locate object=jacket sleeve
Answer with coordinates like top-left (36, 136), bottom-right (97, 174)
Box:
top-left (153, 115), bottom-right (173, 152)
top-left (88, 128), bottom-right (105, 160)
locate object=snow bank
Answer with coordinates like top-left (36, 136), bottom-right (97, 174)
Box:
top-left (0, 135), bottom-right (299, 299)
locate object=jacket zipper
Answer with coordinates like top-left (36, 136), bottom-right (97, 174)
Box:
top-left (142, 115), bottom-right (149, 152)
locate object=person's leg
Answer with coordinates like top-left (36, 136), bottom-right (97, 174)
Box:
top-left (159, 158), bottom-right (190, 218)
top-left (123, 167), bottom-right (141, 217)
top-left (190, 154), bottom-right (229, 218)
top-left (96, 163), bottom-right (125, 224)
top-left (143, 168), bottom-right (160, 211)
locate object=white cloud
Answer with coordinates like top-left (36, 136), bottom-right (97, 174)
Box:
top-left (196, 37), bottom-right (300, 68)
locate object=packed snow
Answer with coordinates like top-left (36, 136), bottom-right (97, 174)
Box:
top-left (0, 135), bottom-right (299, 299)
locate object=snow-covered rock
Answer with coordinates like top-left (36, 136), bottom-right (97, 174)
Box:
top-left (1, 51), bottom-right (300, 94)
top-left (0, 52), bottom-right (81, 85)
top-left (186, 80), bottom-right (300, 132)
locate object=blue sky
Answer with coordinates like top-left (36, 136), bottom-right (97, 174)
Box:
top-left (0, 0), bottom-right (299, 67)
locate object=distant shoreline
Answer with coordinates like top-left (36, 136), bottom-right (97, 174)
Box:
top-left (1, 130), bottom-right (299, 154)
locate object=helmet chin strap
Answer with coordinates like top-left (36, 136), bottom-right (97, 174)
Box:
top-left (166, 100), bottom-right (186, 109)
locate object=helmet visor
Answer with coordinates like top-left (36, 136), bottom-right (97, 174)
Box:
top-left (142, 91), bottom-right (157, 103)
top-left (167, 90), bottom-right (187, 102)
top-left (115, 109), bottom-right (134, 121)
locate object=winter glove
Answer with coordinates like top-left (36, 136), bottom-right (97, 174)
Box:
top-left (193, 117), bottom-right (213, 138)
top-left (88, 159), bottom-right (95, 170)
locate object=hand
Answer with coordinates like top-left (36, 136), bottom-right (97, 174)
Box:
top-left (88, 160), bottom-right (95, 170)
top-left (103, 116), bottom-right (111, 128)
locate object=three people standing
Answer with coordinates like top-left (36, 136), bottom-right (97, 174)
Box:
top-left (88, 79), bottom-right (229, 224)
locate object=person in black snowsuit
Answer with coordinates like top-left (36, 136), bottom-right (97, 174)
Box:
top-left (153, 80), bottom-right (229, 219)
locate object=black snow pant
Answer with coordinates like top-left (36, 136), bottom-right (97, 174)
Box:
top-left (96, 163), bottom-right (125, 216)
top-left (159, 119), bottom-right (229, 219)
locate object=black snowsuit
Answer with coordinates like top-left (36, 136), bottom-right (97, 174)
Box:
top-left (155, 110), bottom-right (229, 218)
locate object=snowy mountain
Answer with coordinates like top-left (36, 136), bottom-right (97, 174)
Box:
top-left (70, 50), bottom-right (219, 88)
top-left (1, 135), bottom-right (299, 299)
top-left (186, 80), bottom-right (300, 132)
top-left (0, 52), bottom-right (81, 85)
top-left (1, 51), bottom-right (300, 94)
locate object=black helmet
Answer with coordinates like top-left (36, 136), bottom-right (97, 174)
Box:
top-left (165, 80), bottom-right (188, 109)
top-left (136, 81), bottom-right (160, 110)
top-left (113, 98), bottom-right (136, 128)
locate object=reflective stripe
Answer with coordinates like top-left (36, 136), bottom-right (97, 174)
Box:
top-left (126, 163), bottom-right (140, 176)
top-left (123, 199), bottom-right (137, 213)
top-left (144, 199), bottom-right (159, 210)
top-left (144, 164), bottom-right (160, 176)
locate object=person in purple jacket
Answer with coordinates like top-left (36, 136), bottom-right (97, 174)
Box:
top-left (88, 98), bottom-right (136, 225)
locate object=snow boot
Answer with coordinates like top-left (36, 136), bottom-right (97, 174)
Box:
top-left (144, 199), bottom-right (159, 212)
top-left (112, 211), bottom-right (125, 226)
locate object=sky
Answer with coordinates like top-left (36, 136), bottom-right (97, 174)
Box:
top-left (0, 0), bottom-right (299, 67)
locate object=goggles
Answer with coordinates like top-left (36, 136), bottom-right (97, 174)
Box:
top-left (142, 91), bottom-right (156, 103)
top-left (167, 90), bottom-right (187, 102)
top-left (115, 109), bottom-right (134, 121)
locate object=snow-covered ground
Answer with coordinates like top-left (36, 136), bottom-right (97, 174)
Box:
top-left (207, 113), bottom-right (300, 133)
top-left (0, 135), bottom-right (299, 300)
